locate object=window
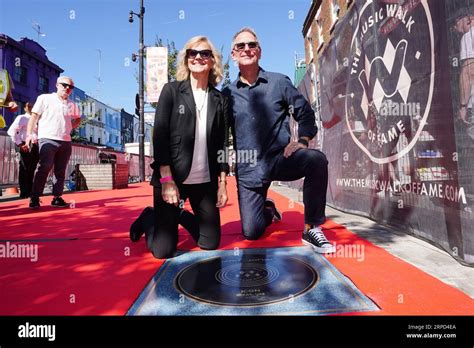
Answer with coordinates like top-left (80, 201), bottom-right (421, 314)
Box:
top-left (315, 8), bottom-right (324, 50)
top-left (98, 137), bottom-right (101, 145)
top-left (13, 66), bottom-right (27, 84)
top-left (330, 0), bottom-right (340, 31)
top-left (307, 27), bottom-right (314, 62)
top-left (38, 76), bottom-right (49, 93)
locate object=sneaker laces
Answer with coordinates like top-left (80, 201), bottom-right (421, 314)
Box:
top-left (308, 227), bottom-right (330, 245)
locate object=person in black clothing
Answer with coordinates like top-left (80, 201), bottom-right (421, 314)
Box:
top-left (130, 36), bottom-right (229, 259)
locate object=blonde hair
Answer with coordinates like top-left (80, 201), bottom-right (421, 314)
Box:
top-left (231, 27), bottom-right (260, 49)
top-left (176, 36), bottom-right (223, 86)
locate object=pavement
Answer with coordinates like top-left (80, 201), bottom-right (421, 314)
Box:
top-left (2, 182), bottom-right (473, 299)
top-left (270, 183), bottom-right (474, 299)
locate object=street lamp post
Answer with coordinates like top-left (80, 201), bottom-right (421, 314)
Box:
top-left (129, 0), bottom-right (145, 182)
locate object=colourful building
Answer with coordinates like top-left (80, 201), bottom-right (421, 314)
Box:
top-left (0, 34), bottom-right (63, 128)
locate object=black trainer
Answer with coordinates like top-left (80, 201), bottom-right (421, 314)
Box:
top-left (302, 225), bottom-right (336, 253)
top-left (130, 206), bottom-right (154, 242)
top-left (264, 198), bottom-right (282, 223)
top-left (29, 197), bottom-right (40, 209)
top-left (51, 196), bottom-right (68, 208)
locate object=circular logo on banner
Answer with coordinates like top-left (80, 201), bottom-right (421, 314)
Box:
top-left (175, 255), bottom-right (318, 306)
top-left (345, 0), bottom-right (435, 164)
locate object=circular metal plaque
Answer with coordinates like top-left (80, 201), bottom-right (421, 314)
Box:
top-left (175, 253), bottom-right (318, 306)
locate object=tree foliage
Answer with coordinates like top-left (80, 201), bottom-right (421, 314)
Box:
top-left (221, 55), bottom-right (231, 90)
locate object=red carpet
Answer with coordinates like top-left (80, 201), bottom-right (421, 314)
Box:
top-left (1, 177), bottom-right (473, 315)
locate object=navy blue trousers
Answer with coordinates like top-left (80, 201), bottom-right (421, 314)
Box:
top-left (237, 148), bottom-right (328, 240)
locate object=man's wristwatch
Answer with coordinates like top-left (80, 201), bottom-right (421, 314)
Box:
top-left (298, 138), bottom-right (309, 147)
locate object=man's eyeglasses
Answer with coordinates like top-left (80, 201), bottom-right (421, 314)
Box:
top-left (233, 41), bottom-right (259, 52)
top-left (186, 49), bottom-right (213, 59)
top-left (59, 83), bottom-right (74, 90)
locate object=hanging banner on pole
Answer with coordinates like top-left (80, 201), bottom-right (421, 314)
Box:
top-left (146, 47), bottom-right (168, 103)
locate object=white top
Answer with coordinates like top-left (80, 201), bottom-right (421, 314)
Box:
top-left (460, 27), bottom-right (474, 107)
top-left (460, 26), bottom-right (474, 61)
top-left (31, 92), bottom-right (81, 141)
top-left (7, 113), bottom-right (38, 145)
top-left (183, 88), bottom-right (210, 184)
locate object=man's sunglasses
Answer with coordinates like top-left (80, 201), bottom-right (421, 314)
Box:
top-left (233, 41), bottom-right (259, 52)
top-left (59, 82), bottom-right (74, 90)
top-left (186, 49), bottom-right (213, 59)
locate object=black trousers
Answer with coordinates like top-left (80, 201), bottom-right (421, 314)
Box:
top-left (149, 182), bottom-right (221, 259)
top-left (16, 143), bottom-right (39, 198)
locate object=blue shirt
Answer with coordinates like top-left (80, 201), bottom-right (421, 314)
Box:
top-left (223, 68), bottom-right (317, 187)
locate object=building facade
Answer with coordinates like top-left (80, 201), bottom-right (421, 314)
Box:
top-left (0, 34), bottom-right (63, 128)
top-left (105, 106), bottom-right (122, 151)
top-left (121, 108), bottom-right (134, 145)
top-left (69, 86), bottom-right (89, 142)
top-left (1, 34), bottom-right (133, 154)
top-left (83, 96), bottom-right (107, 147)
top-left (133, 115), bottom-right (152, 143)
top-left (300, 0), bottom-right (353, 148)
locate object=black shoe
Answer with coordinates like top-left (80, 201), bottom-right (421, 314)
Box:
top-left (302, 225), bottom-right (335, 254)
top-left (51, 196), bottom-right (68, 208)
top-left (265, 198), bottom-right (282, 223)
top-left (29, 197), bottom-right (40, 209)
top-left (130, 206), bottom-right (154, 242)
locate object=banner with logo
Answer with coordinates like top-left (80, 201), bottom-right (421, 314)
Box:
top-left (319, 0), bottom-right (473, 265)
top-left (146, 47), bottom-right (168, 103)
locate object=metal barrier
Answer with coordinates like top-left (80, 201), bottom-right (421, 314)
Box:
top-left (0, 132), bottom-right (19, 188)
top-left (0, 132), bottom-right (153, 188)
top-left (127, 153), bottom-right (153, 179)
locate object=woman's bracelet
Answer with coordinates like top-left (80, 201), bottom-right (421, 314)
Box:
top-left (160, 175), bottom-right (174, 184)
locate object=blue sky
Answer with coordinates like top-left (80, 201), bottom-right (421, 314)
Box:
top-left (1, 0), bottom-right (311, 114)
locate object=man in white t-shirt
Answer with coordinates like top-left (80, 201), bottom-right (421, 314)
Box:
top-left (454, 12), bottom-right (474, 124)
top-left (26, 76), bottom-right (81, 209)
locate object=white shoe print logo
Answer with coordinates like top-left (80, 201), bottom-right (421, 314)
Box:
top-left (358, 38), bottom-right (411, 119)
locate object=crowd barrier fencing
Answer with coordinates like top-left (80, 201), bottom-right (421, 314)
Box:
top-left (0, 132), bottom-right (152, 190)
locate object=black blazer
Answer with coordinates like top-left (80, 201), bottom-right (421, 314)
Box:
top-left (151, 80), bottom-right (229, 186)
